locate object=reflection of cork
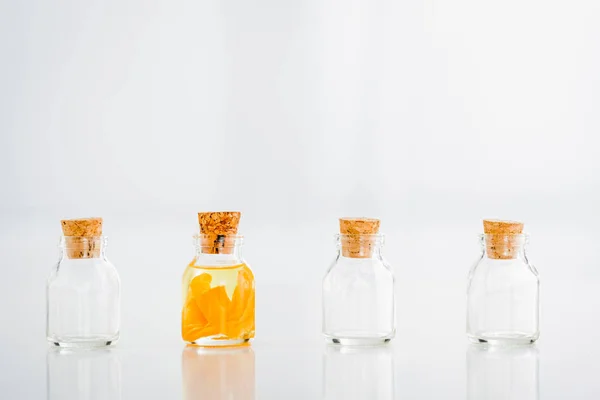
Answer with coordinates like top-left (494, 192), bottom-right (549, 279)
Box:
top-left (61, 218), bottom-right (103, 259)
top-left (339, 218), bottom-right (380, 258)
top-left (483, 219), bottom-right (524, 260)
top-left (198, 212), bottom-right (241, 254)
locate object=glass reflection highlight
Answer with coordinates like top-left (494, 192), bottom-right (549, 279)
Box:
top-left (323, 345), bottom-right (394, 400)
top-left (467, 344), bottom-right (539, 400)
top-left (47, 347), bottom-right (121, 400)
top-left (182, 345), bottom-right (255, 400)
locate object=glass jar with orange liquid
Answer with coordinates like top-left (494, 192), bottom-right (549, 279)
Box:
top-left (182, 212), bottom-right (255, 346)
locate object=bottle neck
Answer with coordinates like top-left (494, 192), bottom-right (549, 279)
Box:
top-left (336, 234), bottom-right (384, 259)
top-left (195, 245), bottom-right (243, 260)
top-left (481, 234), bottom-right (528, 261)
top-left (193, 235), bottom-right (244, 263)
top-left (60, 236), bottom-right (106, 260)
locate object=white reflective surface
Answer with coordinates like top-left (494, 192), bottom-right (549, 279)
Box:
top-left (1, 215), bottom-right (600, 399)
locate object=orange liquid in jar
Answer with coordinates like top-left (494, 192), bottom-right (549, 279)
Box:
top-left (182, 262), bottom-right (255, 344)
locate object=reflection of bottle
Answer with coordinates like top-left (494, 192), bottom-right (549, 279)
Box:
top-left (47, 348), bottom-right (121, 400)
top-left (182, 345), bottom-right (255, 400)
top-left (467, 344), bottom-right (539, 400)
top-left (323, 345), bottom-right (394, 400)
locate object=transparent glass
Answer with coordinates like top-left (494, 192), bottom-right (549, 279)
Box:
top-left (182, 235), bottom-right (255, 346)
top-left (467, 344), bottom-right (539, 400)
top-left (322, 234), bottom-right (395, 345)
top-left (182, 345), bottom-right (255, 400)
top-left (47, 347), bottom-right (122, 400)
top-left (323, 344), bottom-right (394, 399)
top-left (467, 234), bottom-right (539, 345)
top-left (46, 236), bottom-right (121, 347)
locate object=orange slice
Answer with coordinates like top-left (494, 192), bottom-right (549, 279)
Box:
top-left (197, 286), bottom-right (231, 334)
top-left (190, 273), bottom-right (212, 305)
top-left (226, 267), bottom-right (255, 338)
top-left (183, 293), bottom-right (206, 325)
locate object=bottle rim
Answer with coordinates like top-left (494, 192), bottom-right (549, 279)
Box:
top-left (59, 236), bottom-right (107, 247)
top-left (335, 233), bottom-right (385, 240)
top-left (479, 233), bottom-right (529, 241)
top-left (192, 234), bottom-right (244, 248)
top-left (335, 233), bottom-right (385, 248)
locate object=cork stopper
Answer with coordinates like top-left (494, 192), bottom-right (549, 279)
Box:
top-left (483, 219), bottom-right (524, 260)
top-left (339, 218), bottom-right (380, 258)
top-left (198, 212), bottom-right (241, 254)
top-left (60, 218), bottom-right (103, 259)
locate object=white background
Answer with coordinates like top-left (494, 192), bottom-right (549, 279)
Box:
top-left (1, 0), bottom-right (600, 398)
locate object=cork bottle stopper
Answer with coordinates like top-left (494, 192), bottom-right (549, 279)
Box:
top-left (339, 218), bottom-right (380, 258)
top-left (198, 212), bottom-right (241, 254)
top-left (483, 219), bottom-right (524, 260)
top-left (60, 217), bottom-right (103, 259)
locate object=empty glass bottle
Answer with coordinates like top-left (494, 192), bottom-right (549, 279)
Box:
top-left (322, 218), bottom-right (395, 345)
top-left (47, 218), bottom-right (121, 347)
top-left (467, 219), bottom-right (540, 345)
top-left (181, 212), bottom-right (255, 346)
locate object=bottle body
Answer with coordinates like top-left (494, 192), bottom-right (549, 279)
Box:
top-left (322, 234), bottom-right (395, 345)
top-left (182, 236), bottom-right (255, 346)
top-left (46, 237), bottom-right (120, 347)
top-left (467, 234), bottom-right (539, 345)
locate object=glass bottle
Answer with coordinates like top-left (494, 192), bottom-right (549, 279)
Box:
top-left (47, 348), bottom-right (122, 400)
top-left (182, 345), bottom-right (255, 400)
top-left (322, 218), bottom-right (395, 345)
top-left (467, 219), bottom-right (540, 345)
top-left (467, 344), bottom-right (539, 400)
top-left (182, 212), bottom-right (255, 346)
top-left (47, 218), bottom-right (121, 347)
